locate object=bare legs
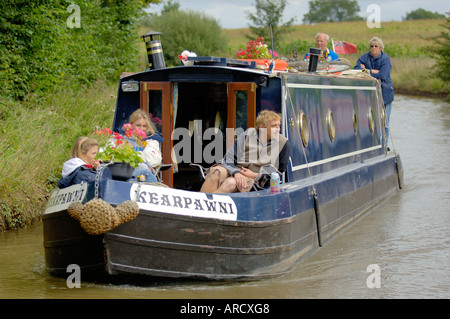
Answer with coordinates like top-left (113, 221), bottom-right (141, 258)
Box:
top-left (200, 166), bottom-right (254, 193)
top-left (200, 166), bottom-right (238, 193)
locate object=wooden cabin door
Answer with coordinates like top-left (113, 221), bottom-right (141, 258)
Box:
top-left (227, 82), bottom-right (257, 149)
top-left (140, 81), bottom-right (173, 187)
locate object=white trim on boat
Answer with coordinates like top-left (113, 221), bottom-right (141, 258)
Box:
top-left (292, 145), bottom-right (382, 171)
top-left (287, 83), bottom-right (377, 91)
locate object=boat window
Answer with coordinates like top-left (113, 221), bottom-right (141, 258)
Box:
top-left (227, 82), bottom-right (257, 149)
top-left (147, 90), bottom-right (163, 132)
top-left (236, 91), bottom-right (248, 130)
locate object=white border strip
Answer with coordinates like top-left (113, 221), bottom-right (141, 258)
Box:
top-left (287, 83), bottom-right (377, 91)
top-left (292, 145), bottom-right (381, 171)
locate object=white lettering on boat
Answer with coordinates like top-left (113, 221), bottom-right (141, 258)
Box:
top-left (130, 184), bottom-right (238, 221)
top-left (44, 183), bottom-right (88, 214)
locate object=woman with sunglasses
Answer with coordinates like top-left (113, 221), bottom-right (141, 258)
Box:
top-left (354, 37), bottom-right (394, 148)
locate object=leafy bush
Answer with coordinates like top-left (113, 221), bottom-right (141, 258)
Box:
top-left (0, 0), bottom-right (157, 102)
top-left (0, 0), bottom-right (65, 100)
top-left (146, 9), bottom-right (228, 66)
top-left (404, 8), bottom-right (445, 20)
top-left (428, 15), bottom-right (450, 84)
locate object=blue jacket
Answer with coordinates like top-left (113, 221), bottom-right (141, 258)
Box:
top-left (303, 49), bottom-right (339, 61)
top-left (58, 164), bottom-right (112, 189)
top-left (146, 132), bottom-right (164, 143)
top-left (354, 52), bottom-right (394, 104)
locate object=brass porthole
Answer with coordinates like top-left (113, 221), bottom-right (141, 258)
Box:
top-left (327, 109), bottom-right (335, 142)
top-left (368, 107), bottom-right (375, 134)
top-left (353, 112), bottom-right (358, 134)
top-left (299, 111), bottom-right (309, 147)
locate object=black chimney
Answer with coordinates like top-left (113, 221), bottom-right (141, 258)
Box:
top-left (141, 31), bottom-right (166, 70)
top-left (307, 48), bottom-right (321, 73)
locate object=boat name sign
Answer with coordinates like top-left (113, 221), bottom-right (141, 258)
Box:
top-left (130, 184), bottom-right (238, 221)
top-left (44, 183), bottom-right (88, 214)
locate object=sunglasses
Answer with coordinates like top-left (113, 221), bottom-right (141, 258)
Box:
top-left (370, 45), bottom-right (379, 48)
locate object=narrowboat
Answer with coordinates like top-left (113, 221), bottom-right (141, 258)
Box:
top-left (42, 32), bottom-right (403, 281)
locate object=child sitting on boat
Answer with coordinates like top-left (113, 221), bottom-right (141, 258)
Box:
top-left (57, 137), bottom-right (112, 189)
top-left (122, 109), bottom-right (164, 183)
top-left (200, 110), bottom-right (291, 193)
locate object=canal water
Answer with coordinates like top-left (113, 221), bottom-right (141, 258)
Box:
top-left (0, 95), bottom-right (449, 299)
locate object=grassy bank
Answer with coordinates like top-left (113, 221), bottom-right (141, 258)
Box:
top-left (0, 82), bottom-right (116, 230)
top-left (0, 19), bottom-right (448, 230)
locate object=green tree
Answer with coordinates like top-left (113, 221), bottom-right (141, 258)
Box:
top-left (0, 0), bottom-right (66, 100)
top-left (148, 9), bottom-right (227, 66)
top-left (0, 0), bottom-right (160, 102)
top-left (161, 0), bottom-right (180, 14)
top-left (303, 0), bottom-right (363, 24)
top-left (246, 0), bottom-right (295, 47)
top-left (428, 14), bottom-right (450, 85)
top-left (404, 8), bottom-right (445, 20)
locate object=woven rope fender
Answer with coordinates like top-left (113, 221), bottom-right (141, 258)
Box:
top-left (68, 199), bottom-right (139, 235)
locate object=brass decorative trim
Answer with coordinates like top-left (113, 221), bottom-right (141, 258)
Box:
top-left (368, 107), bottom-right (375, 134)
top-left (299, 111), bottom-right (309, 147)
top-left (327, 109), bottom-right (335, 142)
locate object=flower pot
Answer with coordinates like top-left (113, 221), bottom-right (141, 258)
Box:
top-left (108, 162), bottom-right (134, 181)
top-left (240, 59), bottom-right (287, 71)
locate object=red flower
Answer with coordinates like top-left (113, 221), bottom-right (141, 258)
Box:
top-left (235, 36), bottom-right (278, 59)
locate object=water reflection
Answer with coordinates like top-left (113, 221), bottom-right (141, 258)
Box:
top-left (0, 95), bottom-right (449, 299)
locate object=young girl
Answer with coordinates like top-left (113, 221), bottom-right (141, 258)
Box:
top-left (58, 137), bottom-right (111, 189)
top-left (126, 110), bottom-right (163, 183)
top-left (128, 109), bottom-right (163, 168)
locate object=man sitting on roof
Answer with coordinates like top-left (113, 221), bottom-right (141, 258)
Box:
top-left (200, 110), bottom-right (291, 193)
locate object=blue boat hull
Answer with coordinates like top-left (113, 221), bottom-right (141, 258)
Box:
top-left (43, 152), bottom-right (401, 280)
